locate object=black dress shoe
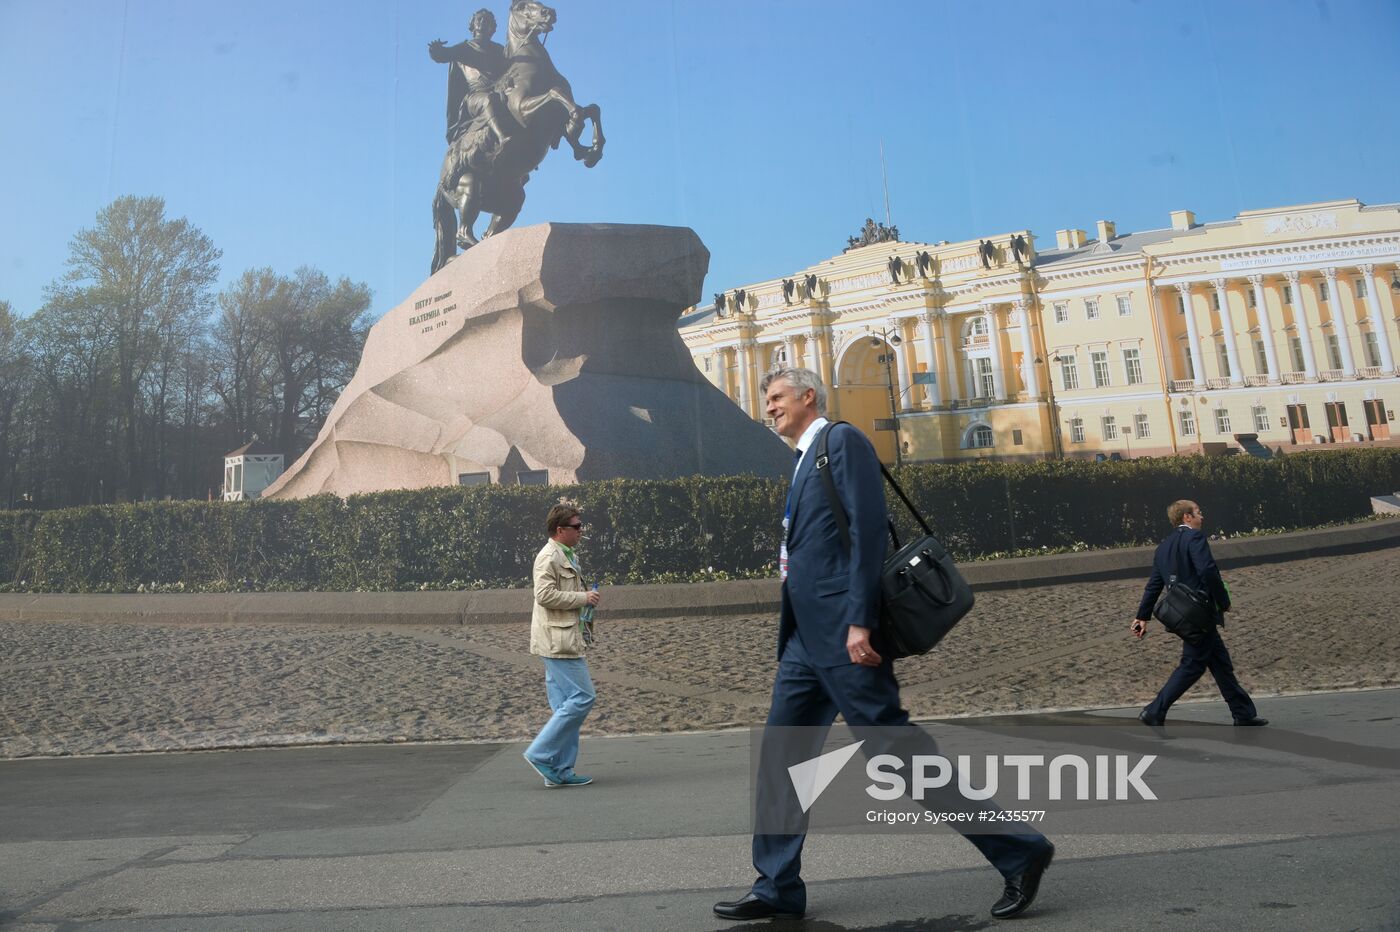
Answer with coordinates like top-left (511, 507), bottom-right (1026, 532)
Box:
top-left (991, 843), bottom-right (1054, 919)
top-left (713, 893), bottom-right (803, 921)
top-left (1233, 716), bottom-right (1268, 726)
top-left (1139, 708), bottom-right (1165, 726)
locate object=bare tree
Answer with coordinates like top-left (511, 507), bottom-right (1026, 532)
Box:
top-left (211, 269), bottom-right (278, 450)
top-left (0, 301), bottom-right (33, 506)
top-left (258, 267), bottom-right (371, 456)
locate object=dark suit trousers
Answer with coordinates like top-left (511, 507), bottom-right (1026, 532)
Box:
top-left (750, 633), bottom-right (1050, 914)
top-left (1143, 628), bottom-right (1257, 722)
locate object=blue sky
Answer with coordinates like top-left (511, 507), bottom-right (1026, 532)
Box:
top-left (2, 0), bottom-right (1399, 320)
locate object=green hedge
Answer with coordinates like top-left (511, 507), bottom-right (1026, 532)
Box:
top-left (2, 449), bottom-right (1397, 592)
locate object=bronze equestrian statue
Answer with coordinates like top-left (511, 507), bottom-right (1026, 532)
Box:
top-left (429, 2), bottom-right (605, 273)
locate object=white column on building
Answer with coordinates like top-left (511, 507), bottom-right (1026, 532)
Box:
top-left (736, 339), bottom-right (754, 416)
top-left (941, 312), bottom-right (962, 403)
top-left (1246, 274), bottom-right (1280, 381)
top-left (1357, 264), bottom-right (1397, 372)
top-left (1211, 278), bottom-right (1244, 386)
top-left (1323, 268), bottom-right (1357, 376)
top-left (1175, 284), bottom-right (1206, 387)
top-left (889, 317), bottom-right (913, 411)
top-left (1013, 299), bottom-right (1039, 399)
top-left (782, 335), bottom-right (796, 370)
top-left (1152, 287), bottom-right (1177, 382)
top-left (918, 311), bottom-right (942, 407)
top-left (1283, 271), bottom-right (1317, 378)
top-left (808, 324), bottom-right (829, 388)
top-left (983, 304), bottom-right (1007, 401)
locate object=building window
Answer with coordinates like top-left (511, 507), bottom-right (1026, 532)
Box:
top-left (970, 316), bottom-right (988, 337)
top-left (1122, 348), bottom-right (1144, 385)
top-left (1361, 331), bottom-right (1380, 368)
top-left (1252, 405), bottom-right (1270, 433)
top-left (1356, 276), bottom-right (1369, 299)
top-left (1116, 295), bottom-right (1132, 317)
top-left (1134, 413), bottom-right (1151, 438)
top-left (704, 356), bottom-right (713, 372)
top-left (1210, 292), bottom-right (1221, 312)
top-left (1070, 417), bottom-right (1085, 443)
top-left (1326, 334), bottom-right (1343, 371)
top-left (516, 469), bottom-right (550, 486)
top-left (1101, 415), bottom-right (1118, 440)
top-left (976, 357), bottom-right (995, 398)
top-left (1217, 342), bottom-right (1231, 378)
top-left (1085, 299), bottom-right (1100, 320)
top-left (1247, 289), bottom-right (1257, 309)
top-left (1054, 303), bottom-right (1069, 323)
top-left (1283, 284), bottom-right (1293, 305)
top-left (457, 472), bottom-right (490, 486)
top-left (1290, 336), bottom-right (1305, 372)
top-left (1012, 428), bottom-right (1024, 445)
top-left (1214, 408), bottom-right (1232, 434)
top-left (1182, 350), bottom-right (1195, 381)
top-left (1176, 294), bottom-right (1186, 314)
top-left (1060, 355), bottom-right (1080, 390)
top-left (1179, 410), bottom-right (1197, 437)
top-left (971, 425), bottom-right (994, 448)
top-left (1091, 351), bottom-right (1111, 387)
top-left (1318, 280), bottom-right (1330, 302)
top-left (1254, 339), bottom-right (1269, 374)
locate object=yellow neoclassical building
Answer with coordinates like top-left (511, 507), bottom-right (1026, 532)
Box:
top-left (680, 198), bottom-right (1400, 464)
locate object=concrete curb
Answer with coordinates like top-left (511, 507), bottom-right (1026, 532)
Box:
top-left (1, 518), bottom-right (1395, 627)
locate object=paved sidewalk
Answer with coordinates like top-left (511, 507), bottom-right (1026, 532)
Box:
top-left (2, 689), bottom-right (1398, 931)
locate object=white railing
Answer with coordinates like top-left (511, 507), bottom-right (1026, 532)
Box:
top-left (1206, 378), bottom-right (1232, 390)
top-left (1318, 369), bottom-right (1344, 382)
top-left (1244, 375), bottom-right (1270, 387)
top-left (1170, 379), bottom-right (1195, 392)
top-left (1281, 372), bottom-right (1307, 384)
top-left (1358, 366), bottom-right (1383, 379)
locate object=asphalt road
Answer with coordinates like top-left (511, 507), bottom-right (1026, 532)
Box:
top-left (3, 689), bottom-right (1398, 931)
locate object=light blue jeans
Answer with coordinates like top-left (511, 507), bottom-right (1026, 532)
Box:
top-left (524, 657), bottom-right (596, 777)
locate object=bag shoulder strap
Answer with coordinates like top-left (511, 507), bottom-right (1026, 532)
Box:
top-left (814, 424), bottom-right (851, 551)
top-left (814, 421), bottom-right (931, 554)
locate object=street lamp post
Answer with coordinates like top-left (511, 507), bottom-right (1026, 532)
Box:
top-left (1036, 354), bottom-right (1064, 460)
top-left (873, 329), bottom-right (904, 468)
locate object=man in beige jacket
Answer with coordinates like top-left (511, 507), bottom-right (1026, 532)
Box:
top-left (523, 504), bottom-right (602, 787)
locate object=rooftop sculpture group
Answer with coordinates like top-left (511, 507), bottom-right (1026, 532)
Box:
top-left (429, 2), bottom-right (605, 273)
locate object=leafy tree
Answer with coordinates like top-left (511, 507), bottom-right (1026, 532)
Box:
top-left (55, 196), bottom-right (220, 500)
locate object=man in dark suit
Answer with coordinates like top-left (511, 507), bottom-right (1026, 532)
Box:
top-left (1132, 499), bottom-right (1266, 726)
top-left (713, 367), bottom-right (1054, 923)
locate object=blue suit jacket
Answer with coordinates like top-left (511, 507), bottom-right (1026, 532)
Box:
top-left (778, 422), bottom-right (888, 667)
top-left (1135, 526), bottom-right (1231, 624)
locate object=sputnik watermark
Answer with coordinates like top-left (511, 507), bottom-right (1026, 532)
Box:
top-left (788, 741), bottom-right (1156, 812)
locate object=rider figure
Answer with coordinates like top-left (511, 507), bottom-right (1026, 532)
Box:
top-left (428, 9), bottom-right (514, 147)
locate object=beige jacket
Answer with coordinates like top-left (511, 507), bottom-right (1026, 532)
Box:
top-left (530, 539), bottom-right (589, 658)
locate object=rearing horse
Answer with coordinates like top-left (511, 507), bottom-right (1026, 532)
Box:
top-left (431, 0), bottom-right (605, 274)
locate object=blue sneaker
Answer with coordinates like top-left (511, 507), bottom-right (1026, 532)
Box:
top-left (523, 754), bottom-right (563, 786)
top-left (556, 772), bottom-right (593, 787)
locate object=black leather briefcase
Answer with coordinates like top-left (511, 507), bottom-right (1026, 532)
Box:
top-left (815, 424), bottom-right (975, 659)
top-left (1152, 576), bottom-right (1213, 645)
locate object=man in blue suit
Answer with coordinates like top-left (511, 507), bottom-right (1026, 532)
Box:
top-left (713, 368), bottom-right (1055, 923)
top-left (1132, 499), bottom-right (1266, 726)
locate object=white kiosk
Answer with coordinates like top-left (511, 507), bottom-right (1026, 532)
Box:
top-left (222, 439), bottom-right (284, 502)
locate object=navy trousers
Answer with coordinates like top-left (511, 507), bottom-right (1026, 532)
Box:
top-left (750, 633), bottom-right (1050, 914)
top-left (1143, 628), bottom-right (1257, 722)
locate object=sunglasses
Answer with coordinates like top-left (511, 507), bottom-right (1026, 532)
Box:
top-left (563, 523), bottom-right (584, 530)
